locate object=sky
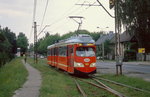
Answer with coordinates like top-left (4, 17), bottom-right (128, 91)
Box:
top-left (0, 0), bottom-right (115, 43)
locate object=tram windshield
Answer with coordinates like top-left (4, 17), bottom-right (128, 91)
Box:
top-left (76, 47), bottom-right (95, 57)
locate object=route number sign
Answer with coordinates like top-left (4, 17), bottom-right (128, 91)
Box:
top-left (138, 48), bottom-right (145, 53)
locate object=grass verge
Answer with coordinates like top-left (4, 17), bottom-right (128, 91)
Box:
top-left (27, 58), bottom-right (81, 97)
top-left (96, 74), bottom-right (150, 97)
top-left (0, 58), bottom-right (28, 97)
top-left (28, 58), bottom-right (150, 97)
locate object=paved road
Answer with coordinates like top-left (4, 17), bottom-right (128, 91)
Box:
top-left (96, 61), bottom-right (150, 82)
top-left (13, 60), bottom-right (42, 97)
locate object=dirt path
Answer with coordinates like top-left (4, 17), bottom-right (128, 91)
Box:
top-left (13, 60), bottom-right (42, 97)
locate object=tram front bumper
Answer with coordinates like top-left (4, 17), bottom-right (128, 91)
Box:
top-left (74, 67), bottom-right (96, 74)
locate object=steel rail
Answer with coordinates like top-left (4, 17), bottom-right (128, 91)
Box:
top-left (93, 76), bottom-right (150, 94)
top-left (92, 78), bottom-right (126, 97)
top-left (74, 79), bottom-right (87, 97)
top-left (77, 78), bottom-right (125, 97)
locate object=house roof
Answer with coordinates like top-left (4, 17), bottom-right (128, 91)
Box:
top-left (120, 31), bottom-right (134, 42)
top-left (96, 32), bottom-right (115, 45)
top-left (111, 31), bottom-right (135, 43)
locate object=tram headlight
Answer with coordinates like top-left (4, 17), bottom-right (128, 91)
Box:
top-left (90, 63), bottom-right (96, 67)
top-left (74, 62), bottom-right (84, 67)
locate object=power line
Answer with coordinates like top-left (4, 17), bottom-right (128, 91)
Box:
top-left (37, 0), bottom-right (85, 37)
top-left (39, 0), bottom-right (49, 32)
top-left (49, 0), bottom-right (81, 23)
top-left (46, 7), bottom-right (86, 34)
top-left (29, 0), bottom-right (37, 43)
top-left (47, 0), bottom-right (83, 28)
top-left (33, 0), bottom-right (37, 22)
top-left (48, 4), bottom-right (91, 33)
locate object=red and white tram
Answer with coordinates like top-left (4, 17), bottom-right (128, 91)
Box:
top-left (47, 34), bottom-right (96, 75)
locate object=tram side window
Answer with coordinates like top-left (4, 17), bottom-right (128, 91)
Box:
top-left (50, 49), bottom-right (52, 56)
top-left (71, 48), bottom-right (73, 54)
top-left (47, 49), bottom-right (51, 56)
top-left (54, 48), bottom-right (55, 56)
top-left (59, 47), bottom-right (62, 56)
top-left (59, 46), bottom-right (67, 56)
top-left (55, 48), bottom-right (58, 56)
top-left (56, 48), bottom-right (59, 56)
top-left (53, 48), bottom-right (55, 56)
top-left (51, 48), bottom-right (53, 56)
top-left (63, 46), bottom-right (67, 56)
top-left (54, 48), bottom-right (57, 56)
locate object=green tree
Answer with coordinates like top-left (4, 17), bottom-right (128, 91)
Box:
top-left (61, 30), bottom-right (101, 41)
top-left (36, 30), bottom-right (101, 55)
top-left (37, 33), bottom-right (60, 55)
top-left (104, 40), bottom-right (112, 55)
top-left (119, 0), bottom-right (150, 53)
top-left (17, 32), bottom-right (28, 54)
top-left (28, 43), bottom-right (34, 53)
top-left (0, 28), bottom-right (13, 66)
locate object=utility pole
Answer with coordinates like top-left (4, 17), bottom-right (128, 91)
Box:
top-left (102, 42), bottom-right (105, 61)
top-left (114, 0), bottom-right (122, 75)
top-left (69, 16), bottom-right (84, 35)
top-left (77, 0), bottom-right (122, 75)
top-left (34, 22), bottom-right (38, 64)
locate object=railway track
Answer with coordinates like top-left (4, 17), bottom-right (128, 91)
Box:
top-left (92, 75), bottom-right (150, 94)
top-left (49, 66), bottom-right (150, 96)
top-left (73, 77), bottom-right (126, 97)
top-left (53, 68), bottom-right (125, 97)
top-left (74, 79), bottom-right (87, 97)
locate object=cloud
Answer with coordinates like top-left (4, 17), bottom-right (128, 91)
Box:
top-left (0, 9), bottom-right (30, 17)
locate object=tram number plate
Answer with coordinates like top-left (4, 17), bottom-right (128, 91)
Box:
top-left (84, 58), bottom-right (90, 62)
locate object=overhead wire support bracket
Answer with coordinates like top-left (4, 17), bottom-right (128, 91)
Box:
top-left (96, 0), bottom-right (115, 18)
top-left (37, 25), bottom-right (50, 37)
top-left (75, 4), bottom-right (100, 6)
top-left (76, 0), bottom-right (115, 18)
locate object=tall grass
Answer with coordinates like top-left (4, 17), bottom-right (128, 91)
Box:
top-left (0, 58), bottom-right (28, 97)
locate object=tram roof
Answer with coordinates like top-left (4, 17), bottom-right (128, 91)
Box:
top-left (47, 34), bottom-right (95, 49)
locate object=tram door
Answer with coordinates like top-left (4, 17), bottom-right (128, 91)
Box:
top-left (67, 45), bottom-right (74, 73)
top-left (54, 47), bottom-right (58, 67)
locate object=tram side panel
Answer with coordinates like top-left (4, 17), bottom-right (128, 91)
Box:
top-left (67, 45), bottom-right (74, 73)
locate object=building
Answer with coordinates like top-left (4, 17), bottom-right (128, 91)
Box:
top-left (96, 31), bottom-right (115, 60)
top-left (96, 31), bottom-right (150, 61)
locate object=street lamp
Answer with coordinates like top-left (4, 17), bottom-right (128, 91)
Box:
top-left (97, 26), bottom-right (109, 34)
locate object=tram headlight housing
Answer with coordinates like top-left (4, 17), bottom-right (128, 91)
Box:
top-left (90, 63), bottom-right (96, 67)
top-left (74, 62), bottom-right (84, 67)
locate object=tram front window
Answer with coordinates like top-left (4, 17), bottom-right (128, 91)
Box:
top-left (76, 47), bottom-right (95, 57)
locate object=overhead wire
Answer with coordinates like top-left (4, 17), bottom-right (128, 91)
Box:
top-left (32, 0), bottom-right (80, 36)
top-left (48, 0), bottom-right (81, 25)
top-left (47, 0), bottom-right (88, 33)
top-left (29, 0), bottom-right (37, 43)
top-left (39, 0), bottom-right (49, 33)
top-left (47, 0), bottom-right (82, 28)
top-left (49, 1), bottom-right (94, 34)
top-left (74, 2), bottom-right (96, 16)
top-left (37, 0), bottom-right (90, 37)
